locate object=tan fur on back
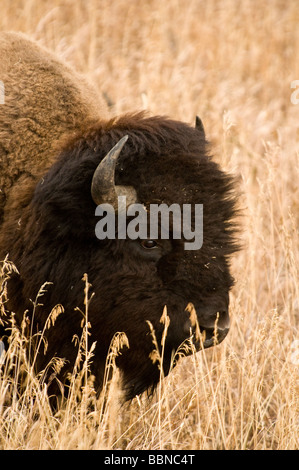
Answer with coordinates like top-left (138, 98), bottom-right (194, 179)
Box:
top-left (0, 31), bottom-right (106, 224)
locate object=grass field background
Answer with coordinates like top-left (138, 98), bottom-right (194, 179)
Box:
top-left (0, 0), bottom-right (298, 450)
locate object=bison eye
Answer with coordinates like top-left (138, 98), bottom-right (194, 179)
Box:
top-left (140, 240), bottom-right (158, 249)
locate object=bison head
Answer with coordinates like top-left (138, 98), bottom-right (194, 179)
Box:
top-left (3, 113), bottom-right (238, 400)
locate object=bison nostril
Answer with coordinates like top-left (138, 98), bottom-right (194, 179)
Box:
top-left (184, 303), bottom-right (230, 340)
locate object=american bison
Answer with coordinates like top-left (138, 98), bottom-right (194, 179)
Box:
top-left (0, 32), bottom-right (238, 400)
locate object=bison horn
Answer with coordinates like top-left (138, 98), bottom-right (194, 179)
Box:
top-left (91, 135), bottom-right (138, 209)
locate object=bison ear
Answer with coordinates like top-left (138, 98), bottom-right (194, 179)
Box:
top-left (195, 116), bottom-right (205, 138)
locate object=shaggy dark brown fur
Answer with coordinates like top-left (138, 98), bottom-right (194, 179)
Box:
top-left (0, 33), bottom-right (239, 401)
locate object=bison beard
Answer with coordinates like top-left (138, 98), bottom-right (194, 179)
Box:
top-left (0, 111), bottom-right (238, 401)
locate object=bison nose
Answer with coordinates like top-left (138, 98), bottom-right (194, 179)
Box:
top-left (184, 303), bottom-right (230, 349)
top-left (200, 307), bottom-right (230, 348)
top-left (197, 303), bottom-right (230, 331)
top-left (201, 323), bottom-right (229, 349)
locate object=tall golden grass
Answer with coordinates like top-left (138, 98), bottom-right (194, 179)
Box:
top-left (0, 0), bottom-right (298, 450)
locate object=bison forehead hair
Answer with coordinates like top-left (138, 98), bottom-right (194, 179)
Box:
top-left (3, 112), bottom-right (238, 400)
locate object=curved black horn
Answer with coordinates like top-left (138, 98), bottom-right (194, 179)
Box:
top-left (91, 135), bottom-right (137, 209)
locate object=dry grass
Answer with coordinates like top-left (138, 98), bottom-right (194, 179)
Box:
top-left (0, 0), bottom-right (298, 450)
